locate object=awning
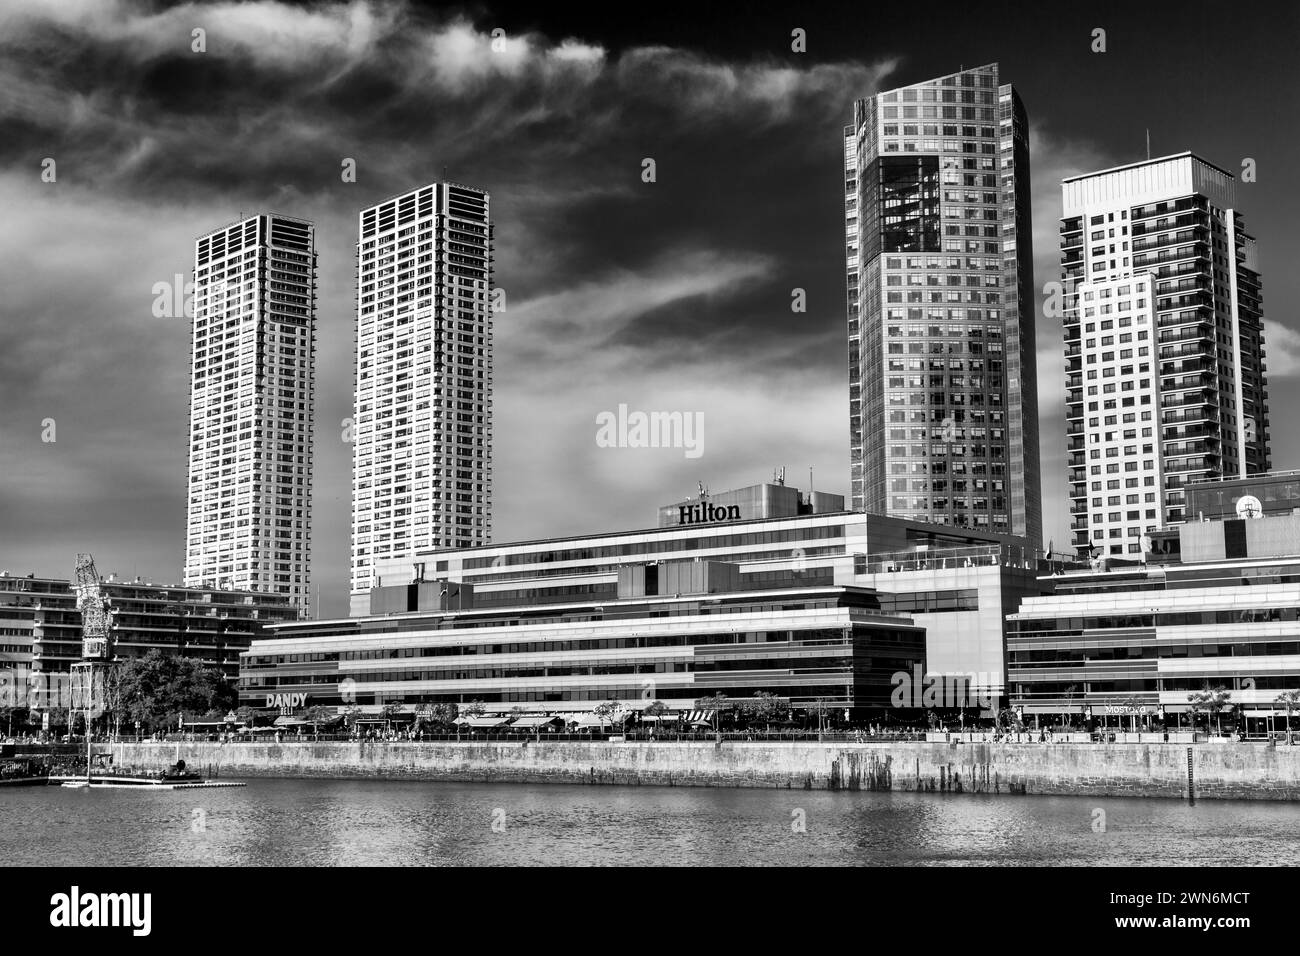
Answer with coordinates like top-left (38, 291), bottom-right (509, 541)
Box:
top-left (683, 710), bottom-right (713, 724)
top-left (510, 716), bottom-right (562, 728)
top-left (572, 715), bottom-right (612, 729)
top-left (273, 716), bottom-right (307, 727)
top-left (640, 713), bottom-right (680, 723)
top-left (464, 716), bottom-right (510, 728)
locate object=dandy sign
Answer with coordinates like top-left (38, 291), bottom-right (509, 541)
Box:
top-left (264, 693), bottom-right (308, 710)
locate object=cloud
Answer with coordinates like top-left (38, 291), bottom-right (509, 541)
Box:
top-left (1264, 323), bottom-right (1300, 378)
top-left (0, 1), bottom-right (901, 617)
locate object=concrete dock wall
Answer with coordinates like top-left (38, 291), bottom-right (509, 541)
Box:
top-left (107, 740), bottom-right (1300, 800)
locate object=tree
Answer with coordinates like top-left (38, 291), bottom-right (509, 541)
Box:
top-left (114, 650), bottom-right (237, 734)
top-left (303, 705), bottom-right (333, 732)
top-left (1187, 687), bottom-right (1232, 735)
top-left (0, 703), bottom-right (27, 738)
top-left (592, 700), bottom-right (618, 734)
top-left (462, 700), bottom-right (486, 719)
top-left (430, 702), bottom-right (458, 728)
top-left (47, 706), bottom-right (69, 731)
top-left (739, 692), bottom-right (784, 731)
top-left (381, 701), bottom-right (404, 730)
top-left (1276, 690), bottom-right (1300, 745)
top-left (808, 697), bottom-right (831, 736)
top-left (1062, 685), bottom-right (1078, 729)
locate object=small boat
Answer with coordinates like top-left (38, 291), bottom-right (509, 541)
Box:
top-left (53, 775), bottom-right (245, 790)
top-left (53, 760), bottom-right (244, 790)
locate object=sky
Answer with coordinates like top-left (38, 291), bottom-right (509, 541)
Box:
top-left (1, 0), bottom-right (1298, 619)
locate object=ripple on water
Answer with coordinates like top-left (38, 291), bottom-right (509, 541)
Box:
top-left (3, 780), bottom-right (1300, 866)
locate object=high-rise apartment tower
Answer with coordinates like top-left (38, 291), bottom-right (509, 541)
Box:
top-left (350, 182), bottom-right (493, 615)
top-left (184, 214), bottom-right (316, 615)
top-left (1061, 152), bottom-right (1271, 556)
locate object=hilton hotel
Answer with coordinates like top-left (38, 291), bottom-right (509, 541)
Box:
top-left (240, 482), bottom-right (1063, 717)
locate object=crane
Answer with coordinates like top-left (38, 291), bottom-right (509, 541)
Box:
top-left (71, 554), bottom-right (120, 777)
top-left (74, 553), bottom-right (112, 660)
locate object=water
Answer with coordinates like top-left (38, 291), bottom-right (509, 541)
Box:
top-left (3, 779), bottom-right (1299, 866)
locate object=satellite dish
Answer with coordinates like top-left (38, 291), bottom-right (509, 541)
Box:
top-left (1235, 495), bottom-right (1264, 520)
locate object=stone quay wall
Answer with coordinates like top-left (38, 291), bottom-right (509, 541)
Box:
top-left (106, 739), bottom-right (1300, 801)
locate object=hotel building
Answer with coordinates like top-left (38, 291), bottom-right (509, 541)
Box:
top-left (351, 183), bottom-right (493, 616)
top-left (1009, 482), bottom-right (1300, 729)
top-left (243, 483), bottom-right (1066, 718)
top-left (1061, 153), bottom-right (1271, 556)
top-left (240, 568), bottom-right (925, 719)
top-left (844, 63), bottom-right (1041, 546)
top-left (184, 214), bottom-right (317, 615)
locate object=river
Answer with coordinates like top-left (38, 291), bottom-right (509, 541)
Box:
top-left (3, 779), bottom-right (1299, 866)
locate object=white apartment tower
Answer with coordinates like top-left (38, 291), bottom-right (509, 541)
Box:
top-left (1061, 153), bottom-right (1271, 556)
top-left (184, 214), bottom-right (316, 615)
top-left (350, 183), bottom-right (493, 615)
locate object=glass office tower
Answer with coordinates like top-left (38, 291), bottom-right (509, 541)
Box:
top-left (844, 63), bottom-right (1041, 548)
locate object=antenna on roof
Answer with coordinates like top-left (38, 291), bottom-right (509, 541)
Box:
top-left (1145, 129), bottom-right (1151, 161)
top-left (809, 466), bottom-right (814, 493)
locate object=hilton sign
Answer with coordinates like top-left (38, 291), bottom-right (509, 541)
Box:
top-left (678, 502), bottom-right (742, 525)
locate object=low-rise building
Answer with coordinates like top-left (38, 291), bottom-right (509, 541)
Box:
top-left (1008, 509), bottom-right (1300, 731)
top-left (240, 562), bottom-right (924, 720)
top-left (0, 571), bottom-right (297, 714)
top-left (257, 484), bottom-right (1070, 720)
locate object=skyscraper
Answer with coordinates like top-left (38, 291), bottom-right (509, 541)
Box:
top-left (184, 214), bottom-right (316, 615)
top-left (350, 182), bottom-right (494, 615)
top-left (844, 63), bottom-right (1040, 547)
top-left (1061, 152), bottom-right (1271, 556)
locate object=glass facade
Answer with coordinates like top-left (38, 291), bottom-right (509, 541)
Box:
top-left (1008, 555), bottom-right (1300, 715)
top-left (241, 587), bottom-right (925, 715)
top-left (845, 64), bottom-right (1040, 546)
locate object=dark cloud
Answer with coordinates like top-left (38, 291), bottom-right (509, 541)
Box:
top-left (2, 0), bottom-right (1297, 614)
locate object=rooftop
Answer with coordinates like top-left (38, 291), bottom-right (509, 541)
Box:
top-left (1062, 151), bottom-right (1234, 184)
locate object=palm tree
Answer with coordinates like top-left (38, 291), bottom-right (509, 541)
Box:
top-left (1275, 690), bottom-right (1300, 745)
top-left (1187, 687), bottom-right (1232, 736)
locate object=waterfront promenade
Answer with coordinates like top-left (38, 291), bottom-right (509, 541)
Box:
top-left (106, 738), bottom-right (1300, 801)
